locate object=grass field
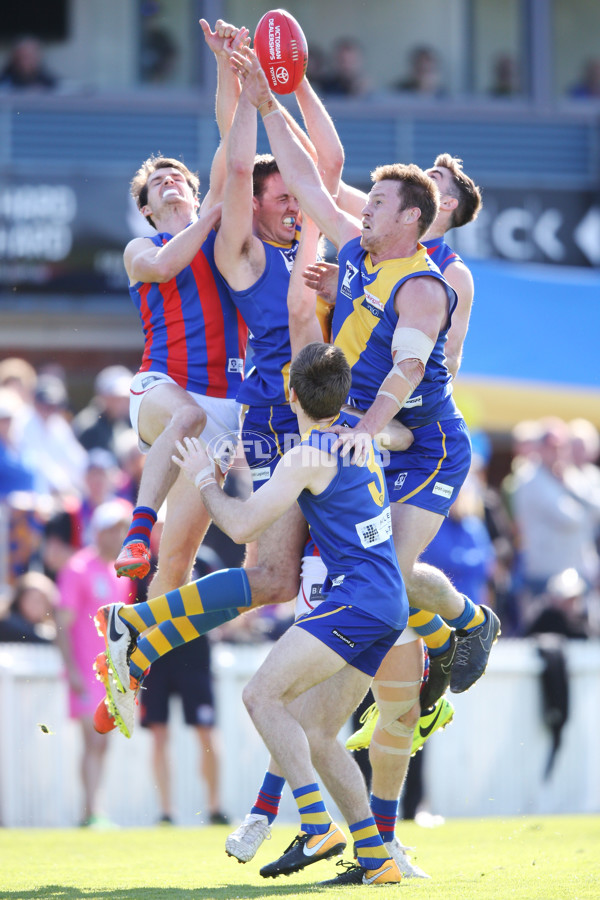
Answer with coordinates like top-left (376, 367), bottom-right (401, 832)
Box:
top-left (1, 815), bottom-right (598, 899)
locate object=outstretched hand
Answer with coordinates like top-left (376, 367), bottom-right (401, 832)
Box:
top-left (172, 436), bottom-right (214, 486)
top-left (229, 46), bottom-right (272, 107)
top-left (200, 19), bottom-right (249, 58)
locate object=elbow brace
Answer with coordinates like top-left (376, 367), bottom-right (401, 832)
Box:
top-left (377, 327), bottom-right (434, 411)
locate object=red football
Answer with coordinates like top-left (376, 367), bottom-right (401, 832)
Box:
top-left (254, 9), bottom-right (308, 95)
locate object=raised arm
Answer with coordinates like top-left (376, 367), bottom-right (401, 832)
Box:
top-left (294, 77), bottom-right (345, 196)
top-left (199, 19), bottom-right (248, 210)
top-left (287, 216), bottom-right (325, 359)
top-left (173, 437), bottom-right (322, 543)
top-left (443, 261), bottom-right (475, 378)
top-left (124, 202), bottom-right (222, 284)
top-left (230, 47), bottom-right (358, 250)
top-left (213, 90), bottom-right (265, 289)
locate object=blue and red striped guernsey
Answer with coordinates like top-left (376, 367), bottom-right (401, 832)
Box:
top-left (422, 236), bottom-right (462, 274)
top-left (129, 229), bottom-right (247, 398)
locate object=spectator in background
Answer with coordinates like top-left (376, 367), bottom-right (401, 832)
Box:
top-left (13, 374), bottom-right (87, 498)
top-left (319, 37), bottom-right (373, 98)
top-left (140, 25), bottom-right (179, 84)
top-left (304, 44), bottom-right (328, 94)
top-left (0, 36), bottom-right (58, 91)
top-left (569, 418), bottom-right (600, 502)
top-left (114, 428), bottom-right (146, 506)
top-left (525, 568), bottom-right (590, 639)
top-left (0, 571), bottom-right (57, 643)
top-left (0, 387), bottom-right (35, 497)
top-left (393, 45), bottom-right (444, 98)
top-left (78, 448), bottom-right (120, 546)
top-left (73, 365), bottom-right (133, 457)
top-left (54, 499), bottom-right (133, 828)
top-left (489, 53), bottom-right (521, 97)
top-left (41, 505), bottom-right (82, 582)
top-left (512, 417), bottom-right (600, 631)
top-left (569, 58), bottom-right (600, 99)
top-left (0, 357), bottom-right (37, 410)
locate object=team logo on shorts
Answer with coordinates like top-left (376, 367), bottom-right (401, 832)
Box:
top-left (394, 472), bottom-right (408, 489)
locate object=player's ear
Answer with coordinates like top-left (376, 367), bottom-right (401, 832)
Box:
top-left (441, 195), bottom-right (458, 212)
top-left (403, 206), bottom-right (421, 224)
top-left (140, 202), bottom-right (153, 219)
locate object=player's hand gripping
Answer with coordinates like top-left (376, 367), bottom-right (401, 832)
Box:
top-left (173, 436), bottom-right (216, 489)
top-left (330, 424), bottom-right (374, 467)
top-left (229, 46), bottom-right (272, 108)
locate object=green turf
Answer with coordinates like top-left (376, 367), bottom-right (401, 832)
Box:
top-left (0, 815), bottom-right (598, 899)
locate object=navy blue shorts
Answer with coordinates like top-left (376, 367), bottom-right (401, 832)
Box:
top-left (293, 600), bottom-right (402, 677)
top-left (385, 417), bottom-right (472, 515)
top-left (241, 404), bottom-right (300, 490)
top-left (139, 637), bottom-right (215, 728)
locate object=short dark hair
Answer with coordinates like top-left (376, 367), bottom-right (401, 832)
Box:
top-left (131, 155), bottom-right (200, 229)
top-left (433, 153), bottom-right (482, 228)
top-left (289, 343), bottom-right (351, 421)
top-left (252, 154), bottom-right (280, 199)
top-left (371, 163), bottom-right (438, 237)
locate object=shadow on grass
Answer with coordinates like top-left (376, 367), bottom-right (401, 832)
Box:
top-left (0, 885), bottom-right (322, 899)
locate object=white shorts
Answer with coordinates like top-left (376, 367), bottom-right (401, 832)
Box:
top-left (129, 371), bottom-right (241, 469)
top-left (294, 552), bottom-right (418, 646)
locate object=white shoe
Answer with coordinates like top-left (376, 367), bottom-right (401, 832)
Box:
top-left (384, 837), bottom-right (430, 878)
top-left (225, 813), bottom-right (271, 863)
top-left (94, 652), bottom-right (135, 739)
top-left (94, 602), bottom-right (133, 693)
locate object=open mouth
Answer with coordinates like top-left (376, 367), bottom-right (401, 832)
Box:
top-left (282, 216), bottom-right (295, 228)
top-left (163, 188), bottom-right (180, 199)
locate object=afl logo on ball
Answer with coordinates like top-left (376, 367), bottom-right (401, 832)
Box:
top-left (275, 66), bottom-right (290, 84)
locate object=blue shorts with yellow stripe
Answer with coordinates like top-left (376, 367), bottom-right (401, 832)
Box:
top-left (241, 403), bottom-right (300, 491)
top-left (385, 417), bottom-right (472, 515)
top-left (294, 600), bottom-right (402, 677)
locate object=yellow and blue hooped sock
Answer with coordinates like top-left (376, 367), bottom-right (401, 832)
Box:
top-left (446, 595), bottom-right (485, 632)
top-left (293, 783), bottom-right (330, 835)
top-left (128, 608), bottom-right (240, 680)
top-left (119, 568), bottom-right (251, 635)
top-left (350, 818), bottom-right (390, 869)
top-left (408, 608), bottom-right (452, 657)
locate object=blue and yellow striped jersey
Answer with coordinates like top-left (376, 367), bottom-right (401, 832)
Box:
top-left (332, 236), bottom-right (460, 427)
top-left (296, 417), bottom-right (408, 630)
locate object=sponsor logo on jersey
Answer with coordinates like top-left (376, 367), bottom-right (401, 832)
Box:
top-left (355, 507), bottom-right (393, 548)
top-left (404, 394), bottom-right (423, 408)
top-left (361, 289), bottom-right (385, 318)
top-left (331, 574), bottom-right (345, 587)
top-left (394, 471), bottom-right (408, 489)
top-left (432, 481), bottom-right (454, 499)
top-left (341, 261), bottom-right (359, 298)
top-left (332, 629), bottom-right (356, 648)
top-left (310, 584), bottom-right (323, 599)
top-left (227, 357), bottom-right (244, 374)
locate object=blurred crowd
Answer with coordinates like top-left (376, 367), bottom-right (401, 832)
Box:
top-left (1, 32), bottom-right (599, 102)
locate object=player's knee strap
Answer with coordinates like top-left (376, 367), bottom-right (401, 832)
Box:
top-left (373, 679), bottom-right (421, 730)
